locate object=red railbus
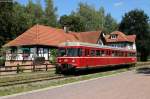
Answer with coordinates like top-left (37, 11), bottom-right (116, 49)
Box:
top-left (56, 42), bottom-right (137, 73)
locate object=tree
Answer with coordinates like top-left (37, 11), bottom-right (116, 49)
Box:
top-left (76, 3), bottom-right (102, 31)
top-left (72, 3), bottom-right (118, 32)
top-left (0, 0), bottom-right (13, 47)
top-left (11, 2), bottom-right (28, 37)
top-left (43, 0), bottom-right (57, 27)
top-left (104, 14), bottom-right (118, 33)
top-left (119, 9), bottom-right (150, 61)
top-left (59, 15), bottom-right (85, 32)
top-left (25, 0), bottom-right (44, 26)
top-left (0, 0), bottom-right (59, 48)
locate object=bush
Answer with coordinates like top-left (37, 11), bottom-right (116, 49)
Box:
top-left (0, 57), bottom-right (5, 66)
top-left (49, 49), bottom-right (57, 64)
top-left (49, 56), bottom-right (56, 64)
top-left (0, 48), bottom-right (7, 66)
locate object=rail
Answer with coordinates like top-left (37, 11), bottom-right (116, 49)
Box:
top-left (0, 61), bottom-right (150, 87)
top-left (0, 74), bottom-right (68, 87)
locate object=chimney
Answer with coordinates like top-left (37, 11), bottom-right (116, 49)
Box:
top-left (64, 26), bottom-right (69, 33)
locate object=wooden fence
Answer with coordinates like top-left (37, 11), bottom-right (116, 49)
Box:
top-left (0, 64), bottom-right (55, 75)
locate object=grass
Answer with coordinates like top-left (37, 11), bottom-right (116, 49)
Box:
top-left (0, 69), bottom-right (55, 84)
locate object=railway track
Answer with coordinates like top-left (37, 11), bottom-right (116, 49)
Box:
top-left (0, 62), bottom-right (150, 88)
top-left (0, 74), bottom-right (71, 87)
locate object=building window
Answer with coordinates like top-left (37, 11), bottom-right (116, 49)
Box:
top-left (38, 48), bottom-right (43, 54)
top-left (43, 48), bottom-right (48, 54)
top-left (11, 48), bottom-right (17, 60)
top-left (111, 34), bottom-right (117, 39)
top-left (22, 48), bottom-right (30, 60)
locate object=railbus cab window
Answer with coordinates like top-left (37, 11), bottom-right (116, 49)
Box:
top-left (58, 48), bottom-right (82, 57)
top-left (58, 48), bottom-right (66, 56)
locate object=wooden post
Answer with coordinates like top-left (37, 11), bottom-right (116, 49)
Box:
top-left (0, 67), bottom-right (1, 76)
top-left (16, 64), bottom-right (20, 74)
top-left (33, 64), bottom-right (35, 72)
top-left (46, 64), bottom-right (48, 71)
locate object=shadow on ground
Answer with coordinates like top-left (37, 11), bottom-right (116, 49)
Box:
top-left (136, 67), bottom-right (150, 74)
top-left (62, 65), bottom-right (131, 76)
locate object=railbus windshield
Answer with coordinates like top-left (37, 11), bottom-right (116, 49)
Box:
top-left (58, 48), bottom-right (82, 57)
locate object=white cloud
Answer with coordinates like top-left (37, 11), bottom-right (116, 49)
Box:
top-left (114, 1), bottom-right (123, 7)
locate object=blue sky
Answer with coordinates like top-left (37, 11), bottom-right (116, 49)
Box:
top-left (17, 0), bottom-right (150, 22)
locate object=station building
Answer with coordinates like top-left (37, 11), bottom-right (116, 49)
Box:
top-left (104, 31), bottom-right (136, 50)
top-left (3, 24), bottom-right (136, 66)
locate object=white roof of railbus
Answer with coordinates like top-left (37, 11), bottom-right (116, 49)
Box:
top-left (59, 42), bottom-right (136, 52)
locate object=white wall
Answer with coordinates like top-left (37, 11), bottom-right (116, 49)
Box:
top-left (6, 47), bottom-right (51, 61)
top-left (107, 42), bottom-right (136, 50)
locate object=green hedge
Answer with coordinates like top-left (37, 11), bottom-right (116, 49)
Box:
top-left (0, 57), bottom-right (5, 66)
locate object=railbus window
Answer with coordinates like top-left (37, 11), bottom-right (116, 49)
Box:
top-left (90, 50), bottom-right (95, 56)
top-left (108, 51), bottom-right (111, 56)
top-left (130, 53), bottom-right (132, 57)
top-left (130, 53), bottom-right (133, 57)
top-left (82, 49), bottom-right (85, 56)
top-left (124, 52), bottom-right (127, 57)
top-left (106, 51), bottom-right (109, 56)
top-left (101, 50), bottom-right (105, 56)
top-left (127, 52), bottom-right (131, 57)
top-left (85, 49), bottom-right (89, 56)
top-left (133, 53), bottom-right (136, 57)
top-left (112, 51), bottom-right (115, 56)
top-left (96, 50), bottom-right (101, 56)
top-left (114, 51), bottom-right (118, 56)
top-left (122, 52), bottom-right (125, 57)
top-left (118, 51), bottom-right (121, 56)
top-left (120, 51), bottom-right (124, 57)
top-left (78, 48), bottom-right (82, 57)
top-left (127, 53), bottom-right (129, 57)
top-left (130, 53), bottom-right (136, 57)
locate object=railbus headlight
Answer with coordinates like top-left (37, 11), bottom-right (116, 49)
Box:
top-left (58, 59), bottom-right (62, 62)
top-left (64, 59), bottom-right (68, 62)
top-left (72, 59), bottom-right (75, 63)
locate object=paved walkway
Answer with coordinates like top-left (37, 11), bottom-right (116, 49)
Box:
top-left (1, 69), bottom-right (150, 99)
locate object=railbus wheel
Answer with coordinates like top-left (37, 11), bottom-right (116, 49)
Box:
top-left (55, 66), bottom-right (62, 74)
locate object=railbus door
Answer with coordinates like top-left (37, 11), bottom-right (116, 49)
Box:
top-left (84, 48), bottom-right (90, 67)
top-left (90, 49), bottom-right (96, 67)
